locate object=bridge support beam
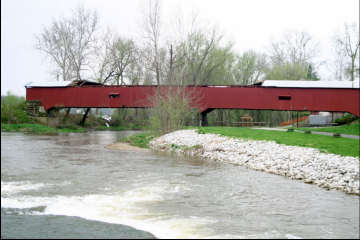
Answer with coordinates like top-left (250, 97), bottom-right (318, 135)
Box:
top-left (200, 112), bottom-right (208, 126)
top-left (200, 108), bottom-right (214, 127)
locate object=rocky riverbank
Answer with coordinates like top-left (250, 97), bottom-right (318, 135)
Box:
top-left (149, 129), bottom-right (359, 195)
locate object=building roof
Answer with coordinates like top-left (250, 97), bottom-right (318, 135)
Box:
top-left (261, 80), bottom-right (359, 88)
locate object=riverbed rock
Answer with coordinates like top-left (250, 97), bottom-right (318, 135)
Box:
top-left (149, 129), bottom-right (359, 195)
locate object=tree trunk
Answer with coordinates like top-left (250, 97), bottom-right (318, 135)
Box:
top-left (80, 108), bottom-right (91, 126)
top-left (351, 57), bottom-right (355, 81)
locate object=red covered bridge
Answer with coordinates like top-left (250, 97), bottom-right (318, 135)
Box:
top-left (25, 80), bottom-right (360, 126)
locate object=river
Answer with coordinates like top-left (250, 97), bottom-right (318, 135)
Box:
top-left (1, 131), bottom-right (359, 239)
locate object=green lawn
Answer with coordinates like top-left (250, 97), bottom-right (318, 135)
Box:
top-left (295, 123), bottom-right (360, 136)
top-left (199, 126), bottom-right (359, 157)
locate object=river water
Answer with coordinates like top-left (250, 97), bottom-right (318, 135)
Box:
top-left (1, 131), bottom-right (359, 239)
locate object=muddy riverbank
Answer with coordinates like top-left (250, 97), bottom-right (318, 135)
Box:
top-left (105, 142), bottom-right (150, 151)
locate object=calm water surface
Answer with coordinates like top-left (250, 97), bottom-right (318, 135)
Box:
top-left (1, 131), bottom-right (359, 239)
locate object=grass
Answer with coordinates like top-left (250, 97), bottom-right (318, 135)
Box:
top-left (295, 123), bottom-right (360, 136)
top-left (1, 123), bottom-right (85, 134)
top-left (2, 123), bottom-right (144, 134)
top-left (94, 124), bottom-right (145, 131)
top-left (121, 132), bottom-right (156, 148)
top-left (94, 125), bottom-right (132, 131)
top-left (199, 126), bottom-right (359, 157)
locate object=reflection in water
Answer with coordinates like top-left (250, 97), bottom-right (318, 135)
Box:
top-left (1, 131), bottom-right (359, 239)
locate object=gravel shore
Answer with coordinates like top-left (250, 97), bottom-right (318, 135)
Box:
top-left (149, 129), bottom-right (360, 195)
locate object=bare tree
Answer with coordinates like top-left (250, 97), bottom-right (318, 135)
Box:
top-left (35, 19), bottom-right (74, 81)
top-left (127, 61), bottom-right (144, 85)
top-left (109, 37), bottom-right (138, 85)
top-left (233, 50), bottom-right (267, 85)
top-left (333, 22), bottom-right (359, 81)
top-left (332, 39), bottom-right (347, 81)
top-left (91, 29), bottom-right (115, 84)
top-left (35, 5), bottom-right (98, 81)
top-left (267, 30), bottom-right (320, 80)
top-left (142, 0), bottom-right (162, 85)
top-left (183, 29), bottom-right (218, 85)
top-left (175, 24), bottom-right (233, 85)
top-left (269, 31), bottom-right (319, 66)
top-left (67, 6), bottom-right (98, 81)
top-left (92, 33), bottom-right (139, 85)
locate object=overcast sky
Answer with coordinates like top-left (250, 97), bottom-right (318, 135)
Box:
top-left (1, 0), bottom-right (359, 96)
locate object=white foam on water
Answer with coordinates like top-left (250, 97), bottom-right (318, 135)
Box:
top-left (1, 181), bottom-right (71, 196)
top-left (285, 233), bottom-right (303, 239)
top-left (0, 181), bottom-right (305, 239)
top-left (245, 230), bottom-right (303, 239)
top-left (205, 234), bottom-right (248, 239)
top-left (1, 181), bottom-right (47, 195)
top-left (1, 195), bottom-right (54, 209)
top-left (1, 181), bottom-right (71, 210)
top-left (1, 180), bottom-right (219, 238)
top-left (40, 185), bottom-right (217, 238)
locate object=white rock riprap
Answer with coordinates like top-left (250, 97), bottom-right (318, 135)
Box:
top-left (149, 129), bottom-right (360, 195)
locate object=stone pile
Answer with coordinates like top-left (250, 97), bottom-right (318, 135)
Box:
top-left (149, 129), bottom-right (359, 195)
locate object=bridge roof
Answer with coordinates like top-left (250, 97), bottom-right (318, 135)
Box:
top-left (25, 79), bottom-right (359, 89)
top-left (261, 80), bottom-right (359, 88)
top-left (25, 80), bottom-right (102, 88)
top-left (25, 81), bottom-right (73, 88)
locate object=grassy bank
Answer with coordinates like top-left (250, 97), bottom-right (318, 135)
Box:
top-left (294, 123), bottom-right (360, 136)
top-left (1, 123), bottom-right (145, 134)
top-left (1, 123), bottom-right (85, 134)
top-left (94, 126), bottom-right (135, 131)
top-left (2, 122), bottom-right (154, 147)
top-left (121, 132), bottom-right (156, 148)
top-left (124, 126), bottom-right (360, 156)
top-left (94, 124), bottom-right (145, 131)
top-left (198, 126), bottom-right (359, 157)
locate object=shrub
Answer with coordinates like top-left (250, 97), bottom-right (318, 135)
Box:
top-left (83, 114), bottom-right (106, 128)
top-left (149, 87), bottom-right (199, 135)
top-left (1, 93), bottom-right (33, 124)
top-left (197, 128), bottom-right (206, 134)
top-left (109, 109), bottom-right (125, 127)
top-left (335, 114), bottom-right (358, 125)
